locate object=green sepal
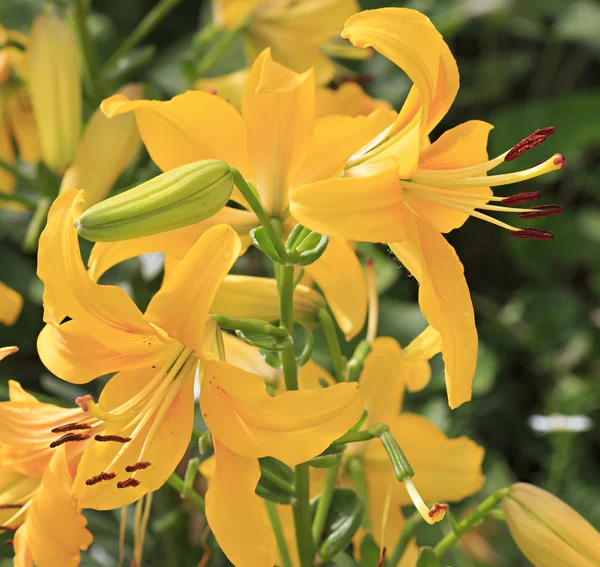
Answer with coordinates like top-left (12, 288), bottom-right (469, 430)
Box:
top-left (235, 327), bottom-right (293, 351)
top-left (380, 430), bottom-right (414, 481)
top-left (250, 226), bottom-right (288, 264)
top-left (416, 547), bottom-right (442, 567)
top-left (297, 234), bottom-right (329, 266)
top-left (310, 488), bottom-right (364, 560)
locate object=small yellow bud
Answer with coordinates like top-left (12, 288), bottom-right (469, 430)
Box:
top-left (60, 84), bottom-right (143, 208)
top-left (28, 13), bottom-right (81, 172)
top-left (76, 159), bottom-right (234, 241)
top-left (503, 483), bottom-right (600, 567)
top-left (6, 86), bottom-right (41, 164)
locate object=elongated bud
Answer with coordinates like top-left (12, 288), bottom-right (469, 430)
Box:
top-left (61, 84), bottom-right (143, 208)
top-left (76, 160), bottom-right (234, 241)
top-left (503, 483), bottom-right (600, 567)
top-left (28, 13), bottom-right (81, 172)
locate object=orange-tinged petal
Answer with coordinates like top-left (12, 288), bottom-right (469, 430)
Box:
top-left (303, 236), bottom-right (366, 340)
top-left (0, 282), bottom-right (23, 326)
top-left (406, 121), bottom-right (493, 233)
top-left (101, 90), bottom-right (250, 175)
top-left (290, 168), bottom-right (405, 243)
top-left (87, 207), bottom-right (258, 282)
top-left (201, 359), bottom-right (362, 466)
top-left (16, 445), bottom-right (92, 567)
top-left (38, 190), bottom-right (162, 359)
top-left (221, 333), bottom-right (281, 386)
top-left (73, 364), bottom-right (195, 510)
top-left (242, 48), bottom-right (314, 216)
top-left (144, 224), bottom-right (241, 354)
top-left (13, 523), bottom-right (33, 567)
top-left (390, 209), bottom-right (477, 408)
top-left (292, 109), bottom-right (396, 188)
top-left (205, 440), bottom-right (276, 567)
top-left (314, 82), bottom-right (393, 119)
top-left (8, 380), bottom-right (40, 404)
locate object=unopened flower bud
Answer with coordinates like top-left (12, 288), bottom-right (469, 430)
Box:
top-left (503, 483), bottom-right (600, 567)
top-left (76, 160), bottom-right (234, 241)
top-left (28, 13), bottom-right (81, 172)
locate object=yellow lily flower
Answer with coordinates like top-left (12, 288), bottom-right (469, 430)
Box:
top-left (289, 8), bottom-right (564, 408)
top-left (98, 48), bottom-right (394, 339)
top-left (212, 0), bottom-right (360, 83)
top-left (0, 281), bottom-right (23, 326)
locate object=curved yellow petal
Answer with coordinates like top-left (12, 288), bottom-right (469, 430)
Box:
top-left (0, 281), bottom-right (23, 326)
top-left (6, 87), bottom-right (41, 164)
top-left (195, 69), bottom-right (248, 111)
top-left (101, 90), bottom-right (250, 174)
top-left (275, 359), bottom-right (335, 395)
top-left (212, 0), bottom-right (263, 29)
top-left (242, 48), bottom-right (314, 216)
top-left (221, 333), bottom-right (281, 386)
top-left (201, 359), bottom-right (362, 465)
top-left (342, 8), bottom-right (458, 136)
top-left (16, 445), bottom-right (92, 567)
top-left (290, 168), bottom-right (405, 243)
top-left (205, 440), bottom-right (276, 567)
top-left (61, 84), bottom-right (142, 208)
top-left (403, 325), bottom-right (440, 392)
top-left (37, 321), bottom-right (166, 384)
top-left (314, 82), bottom-right (393, 119)
top-left (144, 224), bottom-right (241, 354)
top-left (303, 236), bottom-right (366, 340)
top-left (407, 121), bottom-right (493, 233)
top-left (292, 109), bottom-right (396, 188)
top-left (38, 190), bottom-right (162, 359)
top-left (390, 209), bottom-right (477, 409)
top-left (211, 275), bottom-right (326, 327)
top-left (73, 364), bottom-right (195, 510)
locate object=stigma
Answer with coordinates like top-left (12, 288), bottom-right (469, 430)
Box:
top-left (404, 477), bottom-right (448, 525)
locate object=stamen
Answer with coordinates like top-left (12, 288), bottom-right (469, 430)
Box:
top-left (0, 504), bottom-right (22, 510)
top-left (518, 205), bottom-right (564, 219)
top-left (404, 477), bottom-right (447, 525)
top-left (117, 478), bottom-right (141, 489)
top-left (429, 502), bottom-right (449, 519)
top-left (4, 540), bottom-right (13, 546)
top-left (125, 461), bottom-right (151, 472)
top-left (49, 433), bottom-right (91, 448)
top-left (509, 228), bottom-right (554, 240)
top-left (0, 525), bottom-right (21, 532)
top-left (85, 472), bottom-right (117, 486)
top-left (95, 434), bottom-right (132, 443)
top-left (505, 127), bottom-right (555, 161)
top-left (51, 422), bottom-right (92, 433)
top-left (376, 548), bottom-right (387, 567)
top-left (75, 394), bottom-right (93, 412)
top-left (553, 154), bottom-right (565, 168)
top-left (501, 191), bottom-right (540, 206)
top-left (364, 258), bottom-right (378, 344)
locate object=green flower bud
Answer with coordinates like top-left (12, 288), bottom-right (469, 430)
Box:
top-left (76, 159), bottom-right (234, 241)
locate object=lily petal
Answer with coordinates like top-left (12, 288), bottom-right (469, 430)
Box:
top-left (390, 209), bottom-right (477, 409)
top-left (314, 82), bottom-right (393, 118)
top-left (101, 90), bottom-right (250, 174)
top-left (205, 439), bottom-right (276, 567)
top-left (15, 445), bottom-right (92, 567)
top-left (242, 48), bottom-right (314, 216)
top-left (0, 281), bottom-right (23, 326)
top-left (290, 168), bottom-right (405, 243)
top-left (201, 359), bottom-right (362, 466)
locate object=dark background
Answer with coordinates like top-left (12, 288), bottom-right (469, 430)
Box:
top-left (0, 0), bottom-right (599, 565)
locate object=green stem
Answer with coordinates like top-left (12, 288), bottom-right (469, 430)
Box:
top-left (293, 463), bottom-right (314, 567)
top-left (212, 314), bottom-right (290, 339)
top-left (260, 465), bottom-right (296, 497)
top-left (102, 0), bottom-right (184, 73)
top-left (279, 266), bottom-right (299, 391)
top-left (22, 198), bottom-right (50, 253)
top-left (265, 501), bottom-right (293, 567)
top-left (312, 456), bottom-right (341, 545)
top-left (232, 169), bottom-right (288, 262)
top-left (390, 511), bottom-right (422, 566)
top-left (433, 487), bottom-right (509, 559)
top-left (0, 159), bottom-right (41, 191)
top-left (318, 309), bottom-right (345, 381)
top-left (166, 473), bottom-right (205, 513)
top-left (347, 457), bottom-right (370, 531)
top-left (73, 0), bottom-right (104, 102)
top-left (330, 423), bottom-right (389, 449)
top-left (195, 17), bottom-right (250, 76)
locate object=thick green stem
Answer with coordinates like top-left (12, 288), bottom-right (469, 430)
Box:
top-left (195, 17), bottom-right (250, 76)
top-left (312, 456), bottom-right (341, 545)
top-left (103, 0), bottom-right (184, 72)
top-left (293, 463), bottom-right (314, 567)
top-left (73, 0), bottom-right (104, 102)
top-left (166, 473), bottom-right (205, 513)
top-left (347, 457), bottom-right (370, 531)
top-left (433, 487), bottom-right (509, 559)
top-left (318, 309), bottom-right (345, 381)
top-left (390, 511), bottom-right (422, 566)
top-left (265, 501), bottom-right (293, 567)
top-left (22, 198), bottom-right (50, 253)
top-left (279, 266), bottom-right (299, 391)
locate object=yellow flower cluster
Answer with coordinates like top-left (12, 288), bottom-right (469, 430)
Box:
top-left (0, 2), bottom-right (596, 567)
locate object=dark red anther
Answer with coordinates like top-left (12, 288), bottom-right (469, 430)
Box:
top-left (505, 127), bottom-right (555, 161)
top-left (518, 204), bottom-right (564, 219)
top-left (51, 422), bottom-right (92, 433)
top-left (4, 540), bottom-right (13, 547)
top-left (501, 191), bottom-right (540, 206)
top-left (376, 547), bottom-right (387, 567)
top-left (509, 228), bottom-right (554, 240)
top-left (117, 478), bottom-right (141, 489)
top-left (85, 472), bottom-right (117, 486)
top-left (125, 461), bottom-right (151, 472)
top-left (0, 504), bottom-right (22, 510)
top-left (75, 394), bottom-right (93, 412)
top-left (428, 502), bottom-right (448, 518)
top-left (94, 434), bottom-right (132, 443)
top-left (49, 433), bottom-right (91, 448)
top-left (0, 525), bottom-right (21, 532)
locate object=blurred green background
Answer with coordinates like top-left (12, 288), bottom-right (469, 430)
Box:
top-left (1, 0), bottom-right (599, 565)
